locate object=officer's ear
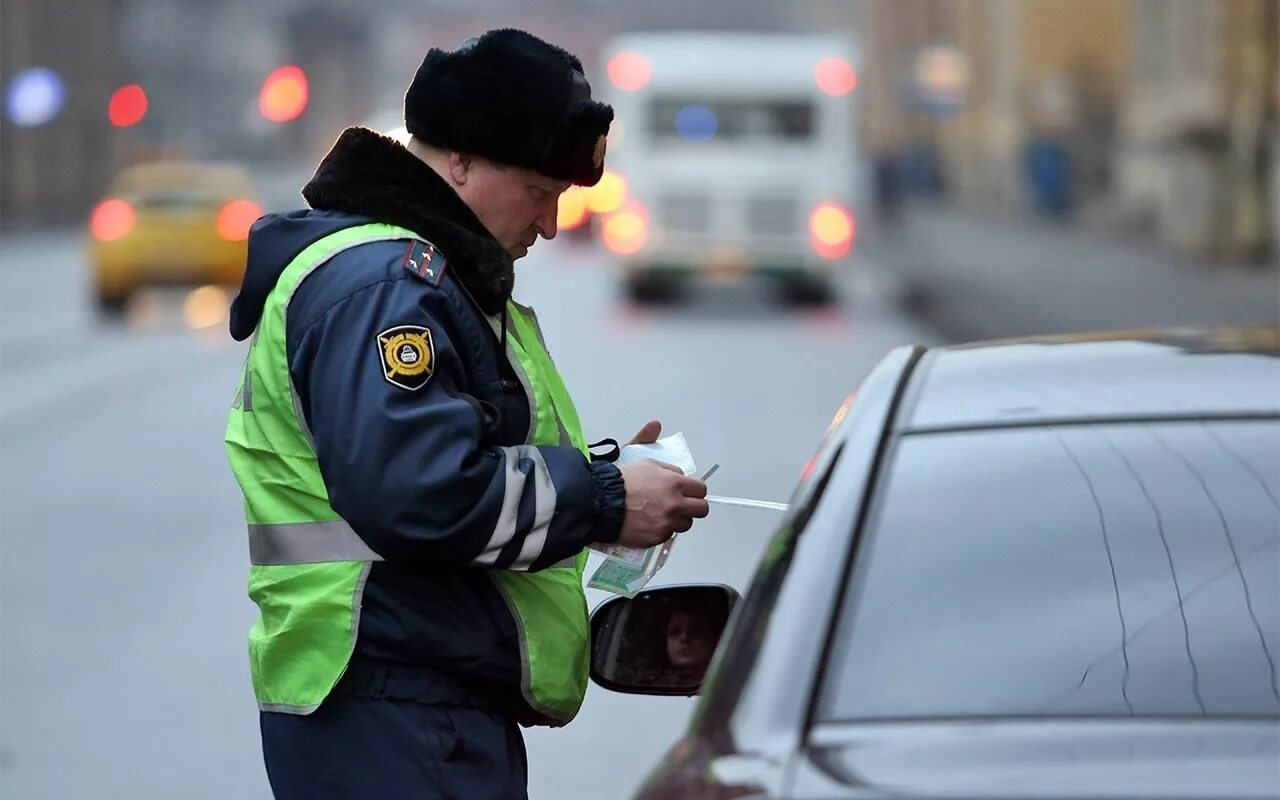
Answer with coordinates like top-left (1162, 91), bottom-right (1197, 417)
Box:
top-left (448, 151), bottom-right (474, 186)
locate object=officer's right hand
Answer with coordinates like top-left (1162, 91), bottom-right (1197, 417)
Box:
top-left (617, 459), bottom-right (710, 549)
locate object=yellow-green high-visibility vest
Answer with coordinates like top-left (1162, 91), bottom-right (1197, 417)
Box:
top-left (225, 223), bottom-right (593, 722)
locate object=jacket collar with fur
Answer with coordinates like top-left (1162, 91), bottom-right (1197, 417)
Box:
top-left (302, 126), bottom-right (515, 315)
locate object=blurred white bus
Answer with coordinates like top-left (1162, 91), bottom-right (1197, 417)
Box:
top-left (592, 31), bottom-right (863, 303)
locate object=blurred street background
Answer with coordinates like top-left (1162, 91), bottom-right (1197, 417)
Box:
top-left (1, 1), bottom-right (1277, 799)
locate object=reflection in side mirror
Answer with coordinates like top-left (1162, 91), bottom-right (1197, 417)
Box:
top-left (590, 584), bottom-right (739, 696)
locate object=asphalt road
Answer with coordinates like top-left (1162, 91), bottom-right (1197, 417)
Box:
top-left (0, 228), bottom-right (933, 799)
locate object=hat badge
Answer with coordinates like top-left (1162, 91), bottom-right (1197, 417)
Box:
top-left (592, 134), bottom-right (607, 170)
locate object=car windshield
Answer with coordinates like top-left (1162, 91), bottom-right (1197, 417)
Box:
top-left (818, 420), bottom-right (1280, 721)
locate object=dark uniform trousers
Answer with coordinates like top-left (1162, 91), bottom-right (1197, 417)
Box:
top-left (260, 660), bottom-right (529, 799)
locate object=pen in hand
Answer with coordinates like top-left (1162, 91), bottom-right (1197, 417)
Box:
top-left (696, 464), bottom-right (790, 512)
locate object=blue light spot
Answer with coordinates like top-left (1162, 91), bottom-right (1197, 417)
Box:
top-left (5, 67), bottom-right (65, 128)
top-left (675, 105), bottom-right (717, 142)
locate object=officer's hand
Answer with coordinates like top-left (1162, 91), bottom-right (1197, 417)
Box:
top-left (617, 459), bottom-right (710, 549)
top-left (626, 419), bottom-right (663, 446)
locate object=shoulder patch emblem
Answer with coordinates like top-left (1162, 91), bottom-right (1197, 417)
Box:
top-left (376, 325), bottom-right (434, 391)
top-left (401, 239), bottom-right (448, 287)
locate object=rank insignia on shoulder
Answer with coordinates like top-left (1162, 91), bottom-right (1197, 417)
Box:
top-left (376, 325), bottom-right (435, 391)
top-left (402, 239), bottom-right (448, 287)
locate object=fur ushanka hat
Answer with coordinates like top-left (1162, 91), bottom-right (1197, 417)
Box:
top-left (404, 29), bottom-right (614, 187)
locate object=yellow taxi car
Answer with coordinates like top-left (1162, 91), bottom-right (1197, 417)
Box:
top-left (89, 161), bottom-right (261, 313)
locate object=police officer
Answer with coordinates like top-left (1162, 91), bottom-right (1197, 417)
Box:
top-left (224, 29), bottom-right (710, 799)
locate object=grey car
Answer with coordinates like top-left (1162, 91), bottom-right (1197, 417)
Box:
top-left (590, 326), bottom-right (1280, 800)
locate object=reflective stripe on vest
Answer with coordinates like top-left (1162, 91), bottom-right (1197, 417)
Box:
top-left (249, 520), bottom-right (384, 565)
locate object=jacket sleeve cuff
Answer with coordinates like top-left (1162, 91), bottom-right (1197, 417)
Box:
top-left (587, 460), bottom-right (626, 543)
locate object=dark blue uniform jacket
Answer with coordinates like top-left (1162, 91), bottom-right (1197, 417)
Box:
top-left (229, 128), bottom-right (626, 724)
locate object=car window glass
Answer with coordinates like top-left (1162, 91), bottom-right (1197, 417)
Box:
top-left (650, 97), bottom-right (815, 144)
top-left (132, 192), bottom-right (226, 210)
top-left (819, 420), bottom-right (1280, 721)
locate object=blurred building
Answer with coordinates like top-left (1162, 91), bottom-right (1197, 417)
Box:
top-left (109, 0), bottom-right (377, 176)
top-left (858, 0), bottom-right (1278, 261)
top-left (1, 0), bottom-right (378, 230)
top-left (1, 0), bottom-right (126, 229)
top-left (1118, 0), bottom-right (1277, 261)
top-left (860, 0), bottom-right (1128, 207)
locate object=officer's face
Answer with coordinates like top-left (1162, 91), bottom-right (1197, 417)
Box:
top-left (458, 158), bottom-right (570, 260)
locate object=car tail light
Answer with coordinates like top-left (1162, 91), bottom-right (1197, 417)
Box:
top-left (809, 202), bottom-right (855, 259)
top-left (815, 57), bottom-right (858, 96)
top-left (216, 199), bottom-right (263, 242)
top-left (607, 51), bottom-right (651, 92)
top-left (91, 198), bottom-right (136, 242)
top-left (586, 170), bottom-right (627, 215)
top-left (557, 186), bottom-right (589, 231)
top-left (601, 199), bottom-right (648, 256)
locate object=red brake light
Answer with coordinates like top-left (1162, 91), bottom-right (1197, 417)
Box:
top-left (91, 199), bottom-right (135, 242)
top-left (815, 58), bottom-right (858, 96)
top-left (216, 199), bottom-right (262, 242)
top-left (260, 65), bottom-right (308, 122)
top-left (809, 202), bottom-right (855, 259)
top-left (108, 84), bottom-right (148, 128)
top-left (608, 52), bottom-right (651, 92)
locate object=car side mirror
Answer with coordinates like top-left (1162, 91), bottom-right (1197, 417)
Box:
top-left (590, 584), bottom-right (740, 696)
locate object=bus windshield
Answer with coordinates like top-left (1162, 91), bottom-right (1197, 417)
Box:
top-left (648, 96), bottom-right (816, 145)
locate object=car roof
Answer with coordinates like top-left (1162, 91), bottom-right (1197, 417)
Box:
top-left (898, 326), bottom-right (1280, 433)
top-left (112, 161), bottom-right (252, 196)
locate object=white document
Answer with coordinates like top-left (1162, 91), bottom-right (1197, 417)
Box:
top-left (588, 432), bottom-right (698, 567)
top-left (587, 433), bottom-right (698, 596)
